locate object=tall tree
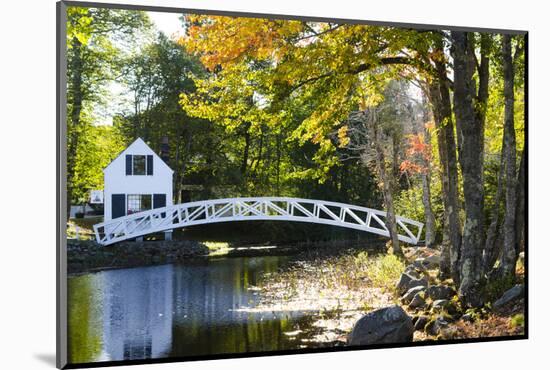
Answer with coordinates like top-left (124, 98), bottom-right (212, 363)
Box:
top-left (427, 46), bottom-right (462, 281)
top-left (515, 149), bottom-right (526, 256)
top-left (342, 82), bottom-right (410, 255)
top-left (451, 31), bottom-right (485, 307)
top-left (66, 7), bottom-right (149, 212)
top-left (498, 34), bottom-right (518, 277)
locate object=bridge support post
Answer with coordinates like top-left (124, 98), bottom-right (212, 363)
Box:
top-left (164, 230), bottom-right (172, 241)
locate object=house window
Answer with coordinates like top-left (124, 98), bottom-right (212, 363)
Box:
top-left (133, 155), bottom-right (146, 175)
top-left (127, 194), bottom-right (152, 215)
top-left (126, 154), bottom-right (154, 175)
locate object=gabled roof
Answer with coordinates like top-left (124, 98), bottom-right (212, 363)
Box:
top-left (103, 137), bottom-right (174, 173)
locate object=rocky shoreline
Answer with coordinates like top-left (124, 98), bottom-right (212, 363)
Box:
top-left (348, 247), bottom-right (525, 344)
top-left (67, 239), bottom-right (209, 274)
top-left (66, 238), bottom-right (386, 274)
top-left (243, 245), bottom-right (525, 347)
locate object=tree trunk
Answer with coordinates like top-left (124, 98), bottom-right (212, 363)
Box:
top-left (176, 130), bottom-right (193, 201)
top-left (276, 132), bottom-right (282, 196)
top-left (428, 83), bottom-right (450, 275)
top-left (67, 36), bottom-right (84, 218)
top-left (452, 31), bottom-right (485, 307)
top-left (476, 34), bottom-right (491, 231)
top-left (372, 114), bottom-right (401, 255)
top-left (173, 125), bottom-right (183, 204)
top-left (499, 34), bottom-right (518, 278)
top-left (483, 142), bottom-right (505, 274)
top-left (428, 58), bottom-right (462, 282)
top-left (241, 122), bottom-right (251, 178)
top-left (416, 98), bottom-right (436, 248)
top-left (515, 150), bottom-right (526, 255)
top-left (421, 171), bottom-right (436, 248)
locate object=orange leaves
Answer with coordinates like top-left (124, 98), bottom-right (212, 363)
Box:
top-left (399, 160), bottom-right (426, 175)
top-left (406, 133), bottom-right (431, 158)
top-left (180, 15), bottom-right (303, 70)
top-left (424, 120), bottom-right (435, 131)
top-left (400, 132), bottom-right (432, 175)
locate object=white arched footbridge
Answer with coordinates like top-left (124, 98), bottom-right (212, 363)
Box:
top-left (93, 197), bottom-right (424, 246)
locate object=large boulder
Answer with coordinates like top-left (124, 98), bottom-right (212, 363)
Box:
top-left (348, 305), bottom-right (414, 345)
top-left (426, 285), bottom-right (456, 301)
top-left (493, 284), bottom-right (525, 310)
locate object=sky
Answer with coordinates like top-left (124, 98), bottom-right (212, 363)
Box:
top-left (147, 11), bottom-right (186, 39)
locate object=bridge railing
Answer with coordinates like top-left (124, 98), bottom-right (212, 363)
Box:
top-left (93, 197), bottom-right (424, 246)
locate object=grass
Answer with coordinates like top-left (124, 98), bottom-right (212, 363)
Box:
top-left (510, 313), bottom-right (524, 329)
top-left (239, 248), bottom-right (401, 345)
top-left (255, 248), bottom-right (399, 313)
top-left (363, 253), bottom-right (406, 292)
top-left (204, 241), bottom-right (232, 256)
top-left (67, 217), bottom-right (102, 240)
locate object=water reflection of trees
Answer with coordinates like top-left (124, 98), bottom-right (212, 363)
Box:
top-left (69, 257), bottom-right (301, 363)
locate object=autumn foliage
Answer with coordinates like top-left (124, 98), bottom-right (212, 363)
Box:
top-left (400, 126), bottom-right (433, 175)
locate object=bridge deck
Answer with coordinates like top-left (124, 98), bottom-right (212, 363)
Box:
top-left (93, 197), bottom-right (424, 246)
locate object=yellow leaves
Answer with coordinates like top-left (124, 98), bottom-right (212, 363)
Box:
top-left (364, 93), bottom-right (385, 108)
top-left (337, 125), bottom-right (350, 148)
top-left (429, 48), bottom-right (446, 63)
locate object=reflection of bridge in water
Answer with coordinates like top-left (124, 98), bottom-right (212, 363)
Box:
top-left (94, 197), bottom-right (424, 246)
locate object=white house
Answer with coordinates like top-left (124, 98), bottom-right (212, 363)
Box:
top-left (103, 138), bottom-right (173, 239)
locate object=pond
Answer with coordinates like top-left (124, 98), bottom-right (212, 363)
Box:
top-left (68, 256), bottom-right (316, 364)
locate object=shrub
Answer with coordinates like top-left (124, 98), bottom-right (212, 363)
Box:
top-left (365, 254), bottom-right (406, 292)
top-left (510, 314), bottom-right (524, 329)
top-left (483, 274), bottom-right (516, 304)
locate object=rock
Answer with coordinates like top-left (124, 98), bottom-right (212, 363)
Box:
top-left (396, 272), bottom-right (416, 295)
top-left (408, 276), bottom-right (429, 291)
top-left (493, 284), bottom-right (525, 310)
top-left (425, 316), bottom-right (449, 336)
top-left (413, 315), bottom-right (429, 331)
top-left (348, 305), bottom-right (414, 345)
top-left (409, 292), bottom-right (427, 309)
top-left (401, 286), bottom-right (426, 304)
top-left (411, 260), bottom-right (428, 272)
top-left (423, 254), bottom-right (440, 268)
top-left (426, 285), bottom-right (456, 301)
top-left (397, 272), bottom-right (427, 296)
top-left (432, 299), bottom-right (450, 310)
top-left (461, 313), bottom-right (474, 323)
top-left (432, 299), bottom-right (459, 317)
top-left (67, 239), bottom-right (209, 274)
top-left (404, 264), bottom-right (424, 276)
